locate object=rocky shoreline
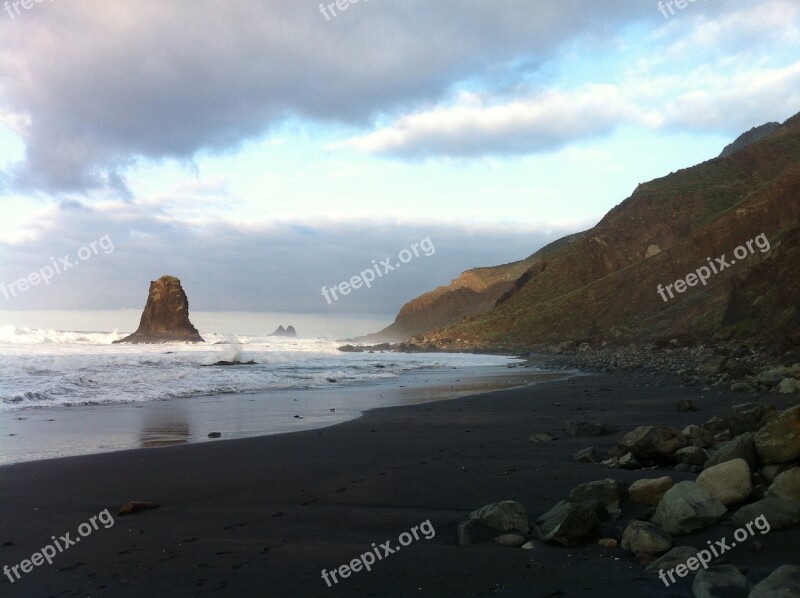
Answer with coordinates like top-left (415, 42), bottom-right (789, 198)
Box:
top-left (339, 339), bottom-right (800, 399)
top-left (454, 395), bottom-right (800, 596)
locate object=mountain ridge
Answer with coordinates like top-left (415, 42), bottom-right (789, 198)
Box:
top-left (369, 114), bottom-right (800, 354)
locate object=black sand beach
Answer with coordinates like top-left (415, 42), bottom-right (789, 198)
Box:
top-left (0, 369), bottom-right (796, 597)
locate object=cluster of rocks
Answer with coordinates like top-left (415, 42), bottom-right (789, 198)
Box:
top-left (337, 338), bottom-right (800, 402)
top-left (574, 402), bottom-right (800, 481)
top-left (460, 402), bottom-right (800, 594)
top-left (532, 341), bottom-right (800, 397)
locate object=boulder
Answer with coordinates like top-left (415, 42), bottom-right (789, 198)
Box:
top-left (565, 421), bottom-right (612, 437)
top-left (569, 479), bottom-right (629, 520)
top-left (692, 565), bottom-right (750, 598)
top-left (469, 501), bottom-right (529, 533)
top-left (777, 378), bottom-right (800, 394)
top-left (113, 276), bottom-right (204, 344)
top-left (629, 477), bottom-right (674, 506)
top-left (757, 366), bottom-right (795, 386)
top-left (651, 481), bottom-right (727, 535)
top-left (677, 399), bottom-right (699, 413)
top-left (529, 432), bottom-right (556, 443)
top-left (645, 545), bottom-right (699, 574)
top-left (729, 402), bottom-right (776, 435)
top-left (618, 426), bottom-right (686, 461)
top-left (761, 463), bottom-right (795, 485)
top-left (621, 521), bottom-right (673, 555)
top-left (732, 498), bottom-right (800, 530)
top-left (713, 431), bottom-right (732, 444)
top-left (683, 424), bottom-right (714, 448)
top-left (675, 446), bottom-right (708, 467)
top-left (457, 520), bottom-right (482, 547)
top-left (494, 533), bottom-right (527, 547)
top-left (598, 538), bottom-right (618, 549)
top-left (766, 467), bottom-right (800, 501)
top-left (749, 565), bottom-right (800, 597)
top-left (702, 416), bottom-right (730, 433)
top-left (618, 453), bottom-right (641, 470)
top-left (704, 433), bottom-right (758, 471)
top-left (535, 501), bottom-right (602, 546)
top-left (696, 458), bottom-right (752, 506)
top-left (573, 447), bottom-right (599, 464)
top-left (754, 405), bottom-right (800, 464)
top-left (724, 357), bottom-right (753, 378)
top-left (731, 379), bottom-right (758, 393)
top-left (698, 355), bottom-right (728, 376)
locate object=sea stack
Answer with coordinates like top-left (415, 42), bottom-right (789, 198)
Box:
top-left (270, 325), bottom-right (298, 338)
top-left (114, 275), bottom-right (204, 344)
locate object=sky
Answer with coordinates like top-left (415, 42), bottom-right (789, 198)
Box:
top-left (0, 0), bottom-right (798, 336)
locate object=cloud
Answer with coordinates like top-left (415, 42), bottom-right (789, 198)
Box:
top-left (0, 198), bottom-right (577, 314)
top-left (341, 59), bottom-right (800, 158)
top-left (337, 86), bottom-right (646, 158)
top-left (0, 0), bottom-right (664, 194)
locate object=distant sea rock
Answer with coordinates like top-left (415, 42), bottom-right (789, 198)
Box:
top-left (113, 275), bottom-right (204, 344)
top-left (203, 360), bottom-right (257, 367)
top-left (270, 325), bottom-right (297, 338)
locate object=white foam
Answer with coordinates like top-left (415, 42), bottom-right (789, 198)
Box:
top-left (0, 326), bottom-right (519, 411)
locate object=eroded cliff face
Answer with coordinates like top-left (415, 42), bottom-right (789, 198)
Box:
top-left (114, 276), bottom-right (204, 344)
top-left (364, 233), bottom-right (584, 342)
top-left (381, 114), bottom-right (800, 352)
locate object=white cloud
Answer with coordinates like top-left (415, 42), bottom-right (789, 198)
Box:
top-left (338, 86), bottom-right (647, 157)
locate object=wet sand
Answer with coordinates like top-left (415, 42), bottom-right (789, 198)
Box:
top-left (0, 364), bottom-right (560, 465)
top-left (0, 368), bottom-right (795, 597)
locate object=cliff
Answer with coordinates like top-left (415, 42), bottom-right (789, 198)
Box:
top-left (363, 233), bottom-right (584, 342)
top-left (377, 114), bottom-right (800, 354)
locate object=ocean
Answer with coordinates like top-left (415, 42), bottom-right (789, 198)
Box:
top-left (0, 324), bottom-right (519, 413)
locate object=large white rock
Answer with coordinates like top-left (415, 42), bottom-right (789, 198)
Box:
top-left (696, 458), bottom-right (752, 507)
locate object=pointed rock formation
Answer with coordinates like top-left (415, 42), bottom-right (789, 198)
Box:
top-left (114, 275), bottom-right (204, 344)
top-left (269, 325), bottom-right (298, 338)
